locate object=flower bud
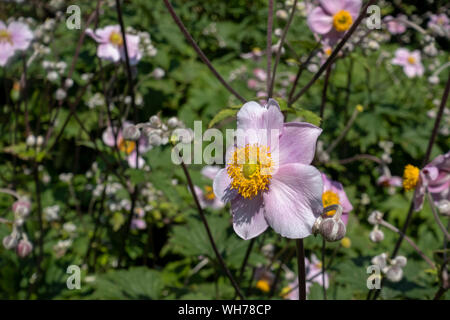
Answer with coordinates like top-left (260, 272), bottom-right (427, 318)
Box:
top-left (167, 117), bottom-right (179, 129)
top-left (369, 228), bottom-right (384, 243)
top-left (436, 200), bottom-right (450, 216)
top-left (26, 135), bottom-right (36, 147)
top-left (36, 135), bottom-right (44, 147)
top-left (148, 133), bottom-right (162, 146)
top-left (3, 234), bottom-right (19, 250)
top-left (16, 239), bottom-right (33, 258)
top-left (368, 210), bottom-right (383, 225)
top-left (122, 125), bottom-right (141, 141)
top-left (12, 200), bottom-right (31, 217)
top-left (319, 218), bottom-right (346, 242)
top-left (385, 265), bottom-right (403, 282)
top-left (149, 115), bottom-right (161, 128)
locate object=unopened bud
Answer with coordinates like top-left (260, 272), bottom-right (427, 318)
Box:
top-left (26, 135), bottom-right (36, 147)
top-left (3, 234), bottom-right (18, 250)
top-left (16, 239), bottom-right (33, 258)
top-left (36, 135), bottom-right (44, 147)
top-left (149, 115), bottom-right (161, 128)
top-left (436, 200), bottom-right (450, 216)
top-left (319, 218), bottom-right (346, 242)
top-left (167, 117), bottom-right (179, 129)
top-left (13, 200), bottom-right (31, 217)
top-left (122, 125), bottom-right (141, 141)
top-left (369, 228), bottom-right (384, 243)
top-left (148, 133), bottom-right (162, 146)
top-left (368, 210), bottom-right (383, 225)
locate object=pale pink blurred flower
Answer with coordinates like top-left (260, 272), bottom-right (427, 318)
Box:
top-left (377, 175), bottom-right (402, 187)
top-left (0, 20), bottom-right (33, 66)
top-left (321, 173), bottom-right (353, 225)
top-left (131, 207), bottom-right (147, 230)
top-left (193, 166), bottom-right (225, 210)
top-left (102, 122), bottom-right (150, 168)
top-left (384, 15), bottom-right (407, 34)
top-left (307, 0), bottom-right (362, 45)
top-left (213, 99), bottom-right (323, 240)
top-left (391, 48), bottom-right (424, 78)
top-left (428, 13), bottom-right (450, 37)
top-left (86, 25), bottom-right (142, 64)
top-left (253, 68), bottom-right (267, 82)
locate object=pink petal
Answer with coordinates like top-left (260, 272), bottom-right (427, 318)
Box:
top-left (127, 152), bottom-right (145, 169)
top-left (0, 42), bottom-right (14, 66)
top-left (201, 166), bottom-right (221, 180)
top-left (263, 163), bottom-right (323, 239)
top-left (231, 194), bottom-right (268, 240)
top-left (319, 0), bottom-right (344, 15)
top-left (403, 65), bottom-right (417, 78)
top-left (9, 21), bottom-right (33, 50)
top-left (277, 122), bottom-right (322, 166)
top-left (102, 126), bottom-right (118, 147)
top-left (95, 25), bottom-right (120, 42)
top-left (213, 168), bottom-right (238, 203)
top-left (343, 0), bottom-right (362, 18)
top-left (391, 48), bottom-right (409, 65)
top-left (307, 7), bottom-right (333, 35)
top-left (97, 43), bottom-right (121, 62)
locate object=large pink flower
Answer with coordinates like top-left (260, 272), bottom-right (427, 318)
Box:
top-left (307, 0), bottom-right (362, 45)
top-left (86, 25), bottom-right (142, 65)
top-left (102, 122), bottom-right (150, 168)
top-left (321, 173), bottom-right (353, 225)
top-left (414, 151), bottom-right (450, 211)
top-left (0, 20), bottom-right (33, 66)
top-left (213, 100), bottom-right (323, 240)
top-left (391, 48), bottom-right (424, 78)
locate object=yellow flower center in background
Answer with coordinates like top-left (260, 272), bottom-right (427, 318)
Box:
top-left (324, 47), bottom-right (332, 56)
top-left (403, 164), bottom-right (420, 191)
top-left (341, 237), bottom-right (351, 248)
top-left (407, 56), bottom-right (416, 64)
top-left (256, 279), bottom-right (271, 293)
top-left (13, 81), bottom-right (20, 92)
top-left (333, 10), bottom-right (353, 32)
top-left (118, 138), bottom-right (136, 154)
top-left (204, 186), bottom-right (215, 201)
top-left (227, 144), bottom-right (273, 199)
top-left (0, 29), bottom-right (12, 44)
top-left (280, 286), bottom-right (291, 298)
top-left (322, 190), bottom-right (340, 216)
top-left (109, 31), bottom-right (123, 46)
top-left (315, 261), bottom-right (323, 269)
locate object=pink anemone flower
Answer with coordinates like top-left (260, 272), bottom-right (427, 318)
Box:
top-left (391, 48), bottom-right (424, 78)
top-left (102, 122), bottom-right (150, 169)
top-left (213, 99), bottom-right (323, 240)
top-left (321, 173), bottom-right (353, 225)
top-left (193, 166), bottom-right (226, 210)
top-left (377, 175), bottom-right (402, 188)
top-left (414, 151), bottom-right (450, 211)
top-left (86, 25), bottom-right (142, 65)
top-left (0, 20), bottom-right (33, 66)
top-left (307, 0), bottom-right (362, 45)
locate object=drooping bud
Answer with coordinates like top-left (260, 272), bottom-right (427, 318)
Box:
top-left (16, 238), bottom-right (33, 258)
top-left (122, 125), bottom-right (141, 141)
top-left (368, 210), bottom-right (383, 225)
top-left (3, 233), bottom-right (19, 250)
top-left (369, 228), bottom-right (384, 243)
top-left (12, 200), bottom-right (31, 217)
top-left (319, 218), bottom-right (346, 242)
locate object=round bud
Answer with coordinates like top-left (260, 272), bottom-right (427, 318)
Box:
top-left (319, 218), bottom-right (346, 242)
top-left (12, 200), bottom-right (31, 217)
top-left (368, 210), bottom-right (383, 225)
top-left (148, 133), bottom-right (162, 146)
top-left (149, 115), bottom-right (161, 128)
top-left (167, 117), bottom-right (179, 129)
top-left (369, 229), bottom-right (384, 243)
top-left (3, 234), bottom-right (18, 250)
top-left (436, 200), bottom-right (450, 216)
top-left (26, 135), bottom-right (36, 147)
top-left (36, 135), bottom-right (44, 147)
top-left (122, 125), bottom-right (141, 141)
top-left (16, 239), bottom-right (33, 258)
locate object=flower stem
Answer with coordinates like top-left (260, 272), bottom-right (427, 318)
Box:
top-left (296, 239), bottom-right (307, 300)
top-left (266, 0), bottom-right (273, 96)
top-left (180, 161), bottom-right (245, 299)
top-left (163, 0), bottom-right (246, 103)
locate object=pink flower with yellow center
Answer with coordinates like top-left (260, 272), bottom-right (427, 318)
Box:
top-left (307, 0), bottom-right (362, 45)
top-left (384, 15), bottom-right (407, 35)
top-left (321, 173), bottom-right (353, 224)
top-left (102, 122), bottom-right (150, 168)
top-left (86, 25), bottom-right (142, 65)
top-left (391, 48), bottom-right (424, 78)
top-left (193, 166), bottom-right (226, 210)
top-left (213, 99), bottom-right (323, 240)
top-left (0, 20), bottom-right (33, 67)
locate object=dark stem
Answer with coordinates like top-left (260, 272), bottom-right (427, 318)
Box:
top-left (290, 0), bottom-right (377, 104)
top-left (296, 239), bottom-right (306, 300)
top-left (319, 66), bottom-right (332, 120)
top-left (238, 238), bottom-right (255, 282)
top-left (163, 0), bottom-right (246, 103)
top-left (269, 0), bottom-right (298, 98)
top-left (266, 0), bottom-right (273, 95)
top-left (180, 161), bottom-right (245, 299)
top-left (322, 238), bottom-right (327, 299)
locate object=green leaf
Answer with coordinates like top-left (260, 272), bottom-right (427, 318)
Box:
top-left (208, 108), bottom-right (238, 128)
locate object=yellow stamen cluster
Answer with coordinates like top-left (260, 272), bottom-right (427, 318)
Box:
top-left (403, 164), bottom-right (420, 191)
top-left (118, 138), bottom-right (136, 155)
top-left (227, 144), bottom-right (273, 199)
top-left (324, 47), bottom-right (332, 56)
top-left (280, 286), bottom-right (291, 298)
top-left (0, 29), bottom-right (12, 44)
top-left (109, 31), bottom-right (123, 46)
top-left (407, 56), bottom-right (416, 65)
top-left (322, 190), bottom-right (340, 216)
top-left (256, 279), bottom-right (271, 293)
top-left (204, 186), bottom-right (215, 201)
top-left (333, 10), bottom-right (353, 32)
